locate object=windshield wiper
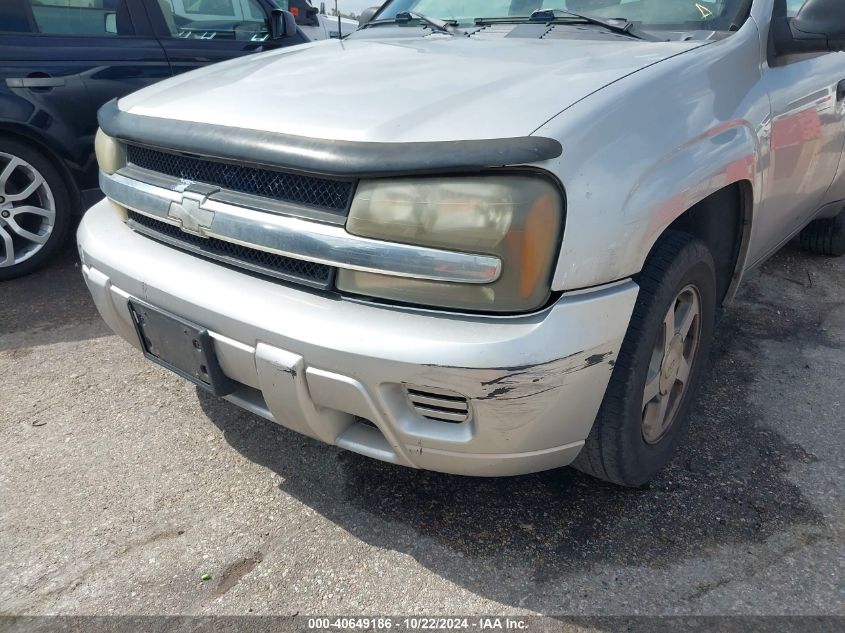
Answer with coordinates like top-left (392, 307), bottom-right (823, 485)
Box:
top-left (475, 8), bottom-right (654, 41)
top-left (529, 8), bottom-right (655, 40)
top-left (394, 11), bottom-right (457, 35)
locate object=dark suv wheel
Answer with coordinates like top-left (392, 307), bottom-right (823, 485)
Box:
top-left (0, 139), bottom-right (72, 280)
top-left (573, 231), bottom-right (717, 487)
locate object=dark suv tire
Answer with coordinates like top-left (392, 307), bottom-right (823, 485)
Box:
top-left (0, 138), bottom-right (72, 281)
top-left (799, 209), bottom-right (845, 257)
top-left (573, 231), bottom-right (717, 487)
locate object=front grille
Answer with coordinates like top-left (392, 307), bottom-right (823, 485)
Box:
top-left (126, 210), bottom-right (333, 289)
top-left (405, 385), bottom-right (470, 423)
top-left (127, 145), bottom-right (354, 212)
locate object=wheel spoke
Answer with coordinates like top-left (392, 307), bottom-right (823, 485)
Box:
top-left (676, 356), bottom-right (692, 386)
top-left (656, 390), bottom-right (670, 430)
top-left (643, 393), bottom-right (671, 443)
top-left (0, 224), bottom-right (14, 267)
top-left (4, 171), bottom-right (45, 203)
top-left (642, 398), bottom-right (660, 440)
top-left (0, 156), bottom-right (24, 194)
top-left (663, 305), bottom-right (675, 353)
top-left (642, 373), bottom-right (661, 409)
top-left (11, 204), bottom-right (55, 223)
top-left (5, 216), bottom-right (48, 244)
top-left (677, 299), bottom-right (697, 340)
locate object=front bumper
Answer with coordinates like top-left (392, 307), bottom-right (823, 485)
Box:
top-left (78, 199), bottom-right (639, 476)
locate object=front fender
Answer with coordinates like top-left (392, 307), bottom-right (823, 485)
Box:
top-left (534, 18), bottom-right (767, 292)
top-left (620, 121), bottom-right (761, 278)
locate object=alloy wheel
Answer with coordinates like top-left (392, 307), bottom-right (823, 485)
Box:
top-left (0, 152), bottom-right (56, 269)
top-left (641, 284), bottom-right (702, 444)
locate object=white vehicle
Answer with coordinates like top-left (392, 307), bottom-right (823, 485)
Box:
top-left (293, 1), bottom-right (359, 40)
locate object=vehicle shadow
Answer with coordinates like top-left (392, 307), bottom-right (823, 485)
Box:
top-left (197, 246), bottom-right (829, 609)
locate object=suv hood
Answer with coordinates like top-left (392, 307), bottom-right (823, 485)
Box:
top-left (118, 36), bottom-right (704, 143)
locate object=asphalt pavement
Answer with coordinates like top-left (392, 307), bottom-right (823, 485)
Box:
top-left (0, 241), bottom-right (842, 617)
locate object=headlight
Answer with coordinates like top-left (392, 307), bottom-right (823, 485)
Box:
top-left (94, 128), bottom-right (126, 175)
top-left (340, 175), bottom-right (563, 312)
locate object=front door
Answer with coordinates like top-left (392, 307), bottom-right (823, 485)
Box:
top-left (753, 0), bottom-right (845, 262)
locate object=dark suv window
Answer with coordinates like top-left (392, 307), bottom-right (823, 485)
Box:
top-left (0, 0), bottom-right (135, 36)
top-left (156, 0), bottom-right (270, 40)
top-left (183, 0), bottom-right (237, 16)
top-left (30, 0), bottom-right (135, 36)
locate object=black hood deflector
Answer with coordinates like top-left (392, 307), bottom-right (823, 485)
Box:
top-left (98, 99), bottom-right (563, 177)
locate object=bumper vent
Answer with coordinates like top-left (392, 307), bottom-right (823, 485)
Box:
top-left (126, 210), bottom-right (333, 289)
top-left (126, 145), bottom-right (354, 213)
top-left (405, 385), bottom-right (470, 424)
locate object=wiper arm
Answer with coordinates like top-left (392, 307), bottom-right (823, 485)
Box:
top-left (527, 8), bottom-right (654, 41)
top-left (394, 11), bottom-right (457, 35)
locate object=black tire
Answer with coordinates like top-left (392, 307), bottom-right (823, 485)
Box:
top-left (0, 138), bottom-right (72, 281)
top-left (798, 209), bottom-right (845, 257)
top-left (573, 230), bottom-right (717, 487)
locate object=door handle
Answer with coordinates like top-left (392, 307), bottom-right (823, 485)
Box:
top-left (5, 76), bottom-right (66, 89)
top-left (837, 79), bottom-right (845, 102)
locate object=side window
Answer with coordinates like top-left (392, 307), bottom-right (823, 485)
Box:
top-left (25, 0), bottom-right (135, 36)
top-left (786, 0), bottom-right (804, 17)
top-left (157, 0), bottom-right (270, 41)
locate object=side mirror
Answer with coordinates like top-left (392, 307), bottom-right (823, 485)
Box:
top-left (773, 0), bottom-right (845, 55)
top-left (269, 9), bottom-right (297, 39)
top-left (287, 0), bottom-right (320, 26)
top-left (302, 5), bottom-right (320, 26)
top-left (358, 6), bottom-right (379, 28)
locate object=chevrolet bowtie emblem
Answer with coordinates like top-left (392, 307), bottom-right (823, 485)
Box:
top-left (167, 192), bottom-right (215, 236)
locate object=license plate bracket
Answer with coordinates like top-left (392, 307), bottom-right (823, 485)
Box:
top-left (128, 299), bottom-right (235, 396)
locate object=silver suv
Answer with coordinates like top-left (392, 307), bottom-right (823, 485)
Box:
top-left (78, 0), bottom-right (845, 486)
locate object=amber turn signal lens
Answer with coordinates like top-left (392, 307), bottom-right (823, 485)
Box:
top-left (520, 193), bottom-right (557, 298)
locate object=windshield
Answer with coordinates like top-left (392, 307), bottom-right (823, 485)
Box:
top-left (373, 0), bottom-right (750, 31)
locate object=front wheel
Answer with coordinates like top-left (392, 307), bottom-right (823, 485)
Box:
top-left (573, 231), bottom-right (717, 487)
top-left (0, 139), bottom-right (72, 281)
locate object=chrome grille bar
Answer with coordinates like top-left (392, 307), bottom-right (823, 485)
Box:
top-left (100, 170), bottom-right (503, 285)
top-left (126, 210), bottom-right (333, 288)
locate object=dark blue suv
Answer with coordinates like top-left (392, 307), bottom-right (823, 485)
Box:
top-left (0, 0), bottom-right (309, 279)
